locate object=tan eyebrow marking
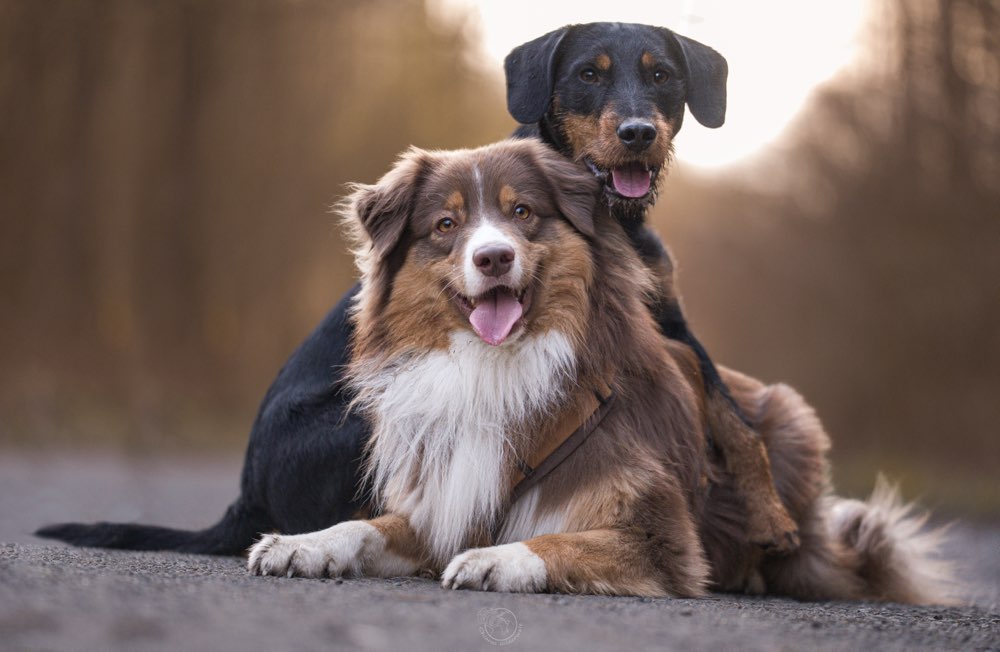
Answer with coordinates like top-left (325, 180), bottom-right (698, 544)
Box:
top-left (641, 51), bottom-right (655, 68)
top-left (595, 53), bottom-right (611, 71)
top-left (499, 185), bottom-right (518, 214)
top-left (444, 190), bottom-right (465, 214)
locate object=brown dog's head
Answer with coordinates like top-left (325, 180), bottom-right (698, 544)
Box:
top-left (344, 139), bottom-right (602, 357)
top-left (505, 23), bottom-right (728, 218)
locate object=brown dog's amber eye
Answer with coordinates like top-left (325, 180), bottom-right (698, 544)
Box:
top-left (653, 70), bottom-right (669, 84)
top-left (579, 68), bottom-right (598, 84)
top-left (436, 217), bottom-right (456, 233)
top-left (513, 205), bottom-right (531, 220)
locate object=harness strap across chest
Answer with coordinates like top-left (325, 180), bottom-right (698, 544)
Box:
top-left (508, 380), bottom-right (616, 506)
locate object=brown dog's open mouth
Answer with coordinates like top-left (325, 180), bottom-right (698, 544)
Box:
top-left (585, 159), bottom-right (661, 201)
top-left (454, 285), bottom-right (534, 346)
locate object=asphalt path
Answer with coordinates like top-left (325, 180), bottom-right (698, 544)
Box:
top-left (1, 453), bottom-right (997, 651)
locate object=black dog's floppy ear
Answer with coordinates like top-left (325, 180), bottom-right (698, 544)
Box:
top-left (670, 31), bottom-right (728, 129)
top-left (504, 26), bottom-right (569, 125)
top-left (345, 147), bottom-right (431, 262)
top-left (531, 143), bottom-right (600, 238)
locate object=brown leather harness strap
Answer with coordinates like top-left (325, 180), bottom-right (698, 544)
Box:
top-left (508, 380), bottom-right (616, 505)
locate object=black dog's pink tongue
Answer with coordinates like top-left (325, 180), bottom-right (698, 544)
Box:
top-left (611, 163), bottom-right (652, 198)
top-left (470, 290), bottom-right (523, 346)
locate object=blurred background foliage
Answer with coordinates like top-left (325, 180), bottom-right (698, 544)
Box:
top-left (0, 0), bottom-right (997, 515)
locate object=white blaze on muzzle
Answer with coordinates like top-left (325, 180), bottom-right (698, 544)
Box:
top-left (462, 222), bottom-right (525, 346)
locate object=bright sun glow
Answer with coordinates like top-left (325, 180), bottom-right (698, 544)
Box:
top-left (434, 0), bottom-right (867, 170)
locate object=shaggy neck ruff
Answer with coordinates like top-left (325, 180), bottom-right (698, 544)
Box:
top-left (350, 328), bottom-right (576, 565)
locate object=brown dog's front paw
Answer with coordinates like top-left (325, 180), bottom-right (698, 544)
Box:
top-left (246, 521), bottom-right (374, 578)
top-left (442, 543), bottom-right (547, 593)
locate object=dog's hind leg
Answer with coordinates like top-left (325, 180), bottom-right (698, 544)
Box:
top-left (636, 225), bottom-right (800, 553)
top-left (707, 394), bottom-right (801, 552)
top-left (722, 367), bottom-right (954, 604)
top-left (760, 484), bottom-right (955, 604)
top-left (706, 370), bottom-right (860, 598)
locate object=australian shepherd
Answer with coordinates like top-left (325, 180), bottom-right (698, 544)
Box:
top-left (247, 139), bottom-right (952, 602)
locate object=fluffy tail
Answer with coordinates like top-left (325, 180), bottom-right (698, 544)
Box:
top-left (764, 476), bottom-right (957, 605)
top-left (826, 476), bottom-right (957, 605)
top-left (34, 500), bottom-right (269, 556)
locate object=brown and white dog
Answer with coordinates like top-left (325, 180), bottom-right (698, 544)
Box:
top-left (247, 139), bottom-right (952, 603)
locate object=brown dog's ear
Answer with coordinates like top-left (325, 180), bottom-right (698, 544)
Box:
top-left (347, 148), bottom-right (432, 261)
top-left (668, 30), bottom-right (728, 129)
top-left (504, 27), bottom-right (569, 125)
top-left (531, 143), bottom-right (601, 238)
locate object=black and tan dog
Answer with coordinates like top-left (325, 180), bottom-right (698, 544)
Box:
top-left (506, 22), bottom-right (797, 551)
top-left (245, 139), bottom-right (950, 603)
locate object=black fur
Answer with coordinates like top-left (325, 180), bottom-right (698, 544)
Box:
top-left (505, 23), bottom-right (726, 132)
top-left (35, 22), bottom-right (737, 556)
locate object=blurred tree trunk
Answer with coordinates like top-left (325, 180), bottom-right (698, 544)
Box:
top-left (0, 0), bottom-right (510, 448)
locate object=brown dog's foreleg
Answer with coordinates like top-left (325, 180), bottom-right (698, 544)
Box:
top-left (443, 476), bottom-right (710, 597)
top-left (442, 523), bottom-right (710, 597)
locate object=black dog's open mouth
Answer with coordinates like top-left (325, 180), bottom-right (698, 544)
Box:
top-left (453, 284), bottom-right (534, 347)
top-left (585, 159), bottom-right (662, 202)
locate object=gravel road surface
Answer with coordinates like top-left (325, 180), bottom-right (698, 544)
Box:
top-left (1, 453), bottom-right (997, 651)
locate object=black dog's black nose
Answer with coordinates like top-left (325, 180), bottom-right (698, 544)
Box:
top-left (473, 244), bottom-right (515, 277)
top-left (617, 119), bottom-right (657, 152)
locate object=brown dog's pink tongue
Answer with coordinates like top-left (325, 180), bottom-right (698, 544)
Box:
top-left (611, 164), bottom-right (652, 198)
top-left (469, 290), bottom-right (523, 346)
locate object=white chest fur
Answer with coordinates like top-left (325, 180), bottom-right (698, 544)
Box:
top-left (352, 329), bottom-right (575, 564)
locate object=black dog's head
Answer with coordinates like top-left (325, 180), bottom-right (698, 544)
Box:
top-left (505, 23), bottom-right (727, 218)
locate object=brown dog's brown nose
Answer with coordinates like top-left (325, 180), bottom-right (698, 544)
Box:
top-left (617, 119), bottom-right (657, 153)
top-left (473, 244), bottom-right (515, 277)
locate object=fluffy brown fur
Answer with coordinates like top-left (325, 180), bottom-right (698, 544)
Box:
top-left (702, 367), bottom-right (956, 603)
top-left (247, 139), bottom-right (954, 605)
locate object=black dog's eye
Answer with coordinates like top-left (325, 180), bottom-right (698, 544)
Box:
top-left (436, 217), bottom-right (457, 233)
top-left (653, 70), bottom-right (669, 85)
top-left (513, 205), bottom-right (531, 220)
top-left (579, 68), bottom-right (598, 84)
